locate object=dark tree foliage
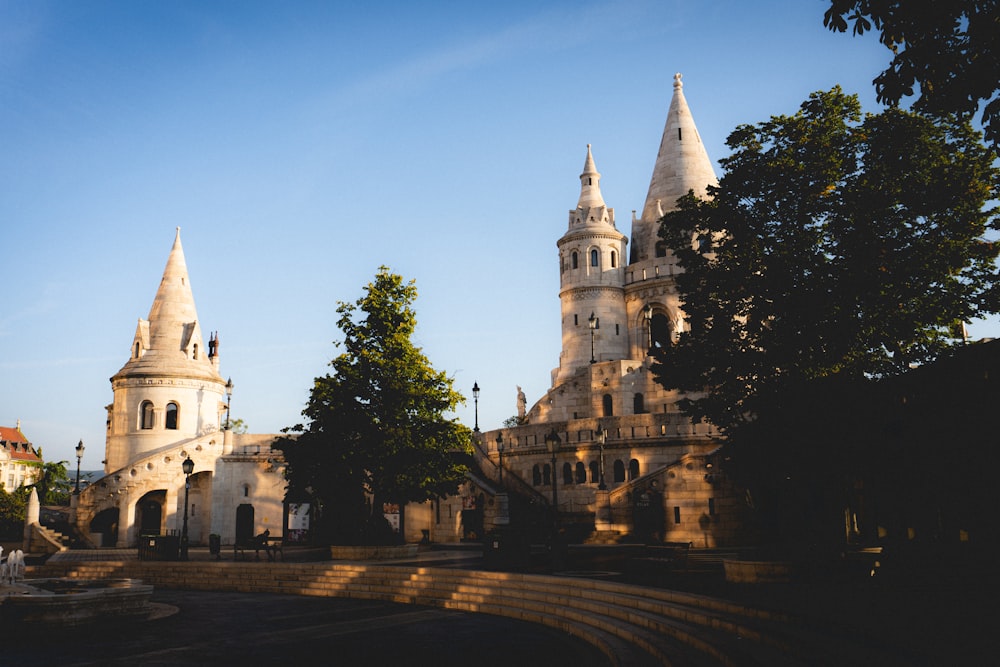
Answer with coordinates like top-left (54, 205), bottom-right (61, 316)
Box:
top-left (653, 89), bottom-right (999, 551)
top-left (275, 267), bottom-right (471, 545)
top-left (29, 460), bottom-right (72, 505)
top-left (0, 487), bottom-right (29, 538)
top-left (824, 0), bottom-right (1000, 151)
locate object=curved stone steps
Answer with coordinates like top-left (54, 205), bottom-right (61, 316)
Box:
top-left (30, 560), bottom-right (893, 666)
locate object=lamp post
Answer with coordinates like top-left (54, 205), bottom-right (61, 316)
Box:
top-left (74, 439), bottom-right (85, 494)
top-left (589, 312), bottom-right (597, 363)
top-left (644, 304), bottom-right (653, 350)
top-left (225, 377), bottom-right (234, 430)
top-left (545, 429), bottom-right (561, 524)
top-left (596, 428), bottom-right (607, 490)
top-left (472, 381), bottom-right (480, 432)
top-left (545, 429), bottom-right (562, 568)
top-left (496, 432), bottom-right (504, 487)
top-left (181, 456), bottom-right (194, 561)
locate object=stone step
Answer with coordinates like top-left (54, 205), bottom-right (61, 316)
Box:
top-left (27, 559), bottom-right (892, 666)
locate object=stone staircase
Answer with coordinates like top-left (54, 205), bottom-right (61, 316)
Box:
top-left (28, 524), bottom-right (71, 553)
top-left (30, 559), bottom-right (899, 666)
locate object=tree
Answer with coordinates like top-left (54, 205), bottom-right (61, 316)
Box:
top-left (28, 459), bottom-right (72, 505)
top-left (228, 418), bottom-right (249, 435)
top-left (275, 267), bottom-right (472, 545)
top-left (653, 89), bottom-right (999, 549)
top-left (0, 487), bottom-right (28, 538)
top-left (823, 0), bottom-right (1000, 151)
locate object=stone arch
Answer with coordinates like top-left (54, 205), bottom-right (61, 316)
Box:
top-left (89, 507), bottom-right (119, 547)
top-left (137, 490), bottom-right (165, 537)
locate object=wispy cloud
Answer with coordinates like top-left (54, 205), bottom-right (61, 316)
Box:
top-left (322, 2), bottom-right (643, 109)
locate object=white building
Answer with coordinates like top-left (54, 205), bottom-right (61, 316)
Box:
top-left (0, 422), bottom-right (42, 491)
top-left (469, 74), bottom-right (746, 547)
top-left (74, 229), bottom-right (285, 548)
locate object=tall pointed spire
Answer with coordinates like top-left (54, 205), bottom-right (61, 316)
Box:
top-left (577, 144), bottom-right (606, 209)
top-left (147, 227), bottom-right (198, 349)
top-left (113, 228), bottom-right (221, 382)
top-left (631, 73), bottom-right (718, 262)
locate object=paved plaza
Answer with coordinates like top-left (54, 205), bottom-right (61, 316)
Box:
top-left (8, 589), bottom-right (611, 667)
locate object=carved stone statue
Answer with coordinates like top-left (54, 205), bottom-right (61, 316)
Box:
top-left (516, 386), bottom-right (527, 419)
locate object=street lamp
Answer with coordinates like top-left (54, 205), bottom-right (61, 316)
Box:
top-left (472, 381), bottom-right (480, 432)
top-left (544, 429), bottom-right (561, 522)
top-left (589, 312), bottom-right (597, 363)
top-left (181, 456), bottom-right (194, 561)
top-left (225, 377), bottom-right (234, 430)
top-left (74, 439), bottom-right (85, 494)
top-left (644, 304), bottom-right (654, 350)
top-left (596, 427), bottom-right (607, 490)
top-left (496, 432), bottom-right (504, 487)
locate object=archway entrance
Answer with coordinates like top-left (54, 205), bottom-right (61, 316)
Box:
top-left (235, 504), bottom-right (254, 544)
top-left (137, 491), bottom-right (165, 537)
top-left (89, 508), bottom-right (120, 547)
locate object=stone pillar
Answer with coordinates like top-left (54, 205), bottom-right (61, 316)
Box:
top-left (23, 487), bottom-right (40, 550)
top-left (594, 489), bottom-right (612, 531)
top-left (223, 428), bottom-right (234, 455)
top-left (118, 493), bottom-right (136, 547)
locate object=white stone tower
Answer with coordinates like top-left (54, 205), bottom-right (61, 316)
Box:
top-left (104, 228), bottom-right (228, 472)
top-left (554, 144), bottom-right (629, 384)
top-left (623, 73), bottom-right (720, 362)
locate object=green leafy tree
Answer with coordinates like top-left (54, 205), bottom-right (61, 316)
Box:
top-left (0, 487), bottom-right (29, 538)
top-left (823, 0), bottom-right (1000, 151)
top-left (653, 89), bottom-right (999, 548)
top-left (275, 267), bottom-right (472, 545)
top-left (228, 418), bottom-right (249, 435)
top-left (29, 459), bottom-right (72, 505)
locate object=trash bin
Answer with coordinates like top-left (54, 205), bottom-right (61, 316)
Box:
top-left (209, 533), bottom-right (221, 559)
top-left (138, 535), bottom-right (180, 561)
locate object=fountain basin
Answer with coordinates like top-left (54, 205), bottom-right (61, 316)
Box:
top-left (1, 578), bottom-right (154, 626)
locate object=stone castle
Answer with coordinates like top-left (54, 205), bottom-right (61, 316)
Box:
top-left (469, 74), bottom-right (745, 547)
top-left (73, 73), bottom-right (743, 549)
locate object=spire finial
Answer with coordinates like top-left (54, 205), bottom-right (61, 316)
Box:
top-left (673, 72), bottom-right (682, 89)
top-left (577, 144), bottom-right (605, 210)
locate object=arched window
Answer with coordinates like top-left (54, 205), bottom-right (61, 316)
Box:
top-left (575, 462), bottom-right (587, 484)
top-left (242, 484), bottom-right (250, 498)
top-left (633, 393), bottom-right (645, 414)
top-left (543, 464), bottom-right (552, 486)
top-left (589, 461), bottom-right (600, 483)
top-left (628, 459), bottom-right (640, 480)
top-left (165, 402), bottom-right (179, 430)
top-left (572, 252), bottom-right (579, 269)
top-left (563, 462), bottom-right (573, 485)
top-left (610, 250), bottom-right (617, 268)
top-left (532, 465), bottom-right (542, 486)
top-left (590, 249), bottom-right (599, 267)
top-left (655, 241), bottom-right (668, 258)
top-left (613, 460), bottom-right (626, 483)
top-left (602, 394), bottom-right (613, 417)
top-left (651, 313), bottom-right (671, 349)
top-left (140, 401), bottom-right (154, 430)
top-left (134, 342), bottom-right (141, 359)
top-left (192, 344), bottom-right (199, 360)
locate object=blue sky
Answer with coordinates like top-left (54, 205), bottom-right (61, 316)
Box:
top-left (2, 1), bottom-right (994, 469)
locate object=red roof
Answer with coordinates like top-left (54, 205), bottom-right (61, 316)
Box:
top-left (0, 425), bottom-right (41, 462)
top-left (0, 426), bottom-right (28, 444)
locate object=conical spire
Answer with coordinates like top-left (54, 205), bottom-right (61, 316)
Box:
top-left (147, 227), bottom-right (198, 347)
top-left (640, 73), bottom-right (718, 222)
top-left (113, 228), bottom-right (221, 382)
top-left (577, 144), bottom-right (606, 209)
top-left (630, 73), bottom-right (718, 263)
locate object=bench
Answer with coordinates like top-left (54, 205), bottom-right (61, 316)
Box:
top-left (233, 535), bottom-right (283, 562)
